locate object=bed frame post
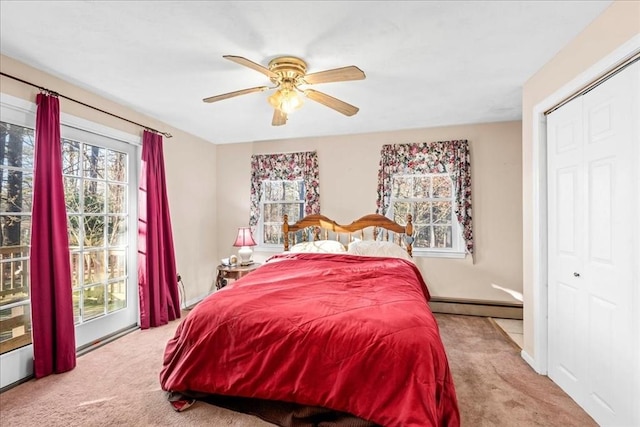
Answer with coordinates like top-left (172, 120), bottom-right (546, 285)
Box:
top-left (283, 214), bottom-right (290, 251)
top-left (406, 214), bottom-right (413, 257)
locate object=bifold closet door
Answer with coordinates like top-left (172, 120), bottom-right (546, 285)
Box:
top-left (547, 60), bottom-right (638, 426)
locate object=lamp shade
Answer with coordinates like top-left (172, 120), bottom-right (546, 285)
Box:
top-left (233, 227), bottom-right (257, 247)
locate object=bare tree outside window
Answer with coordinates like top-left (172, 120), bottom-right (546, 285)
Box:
top-left (261, 180), bottom-right (305, 245)
top-left (62, 140), bottom-right (128, 323)
top-left (390, 174), bottom-right (455, 249)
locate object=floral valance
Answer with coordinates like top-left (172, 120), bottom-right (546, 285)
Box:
top-left (376, 140), bottom-right (474, 254)
top-left (249, 151), bottom-right (320, 227)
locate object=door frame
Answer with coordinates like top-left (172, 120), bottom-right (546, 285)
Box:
top-left (528, 34), bottom-right (640, 375)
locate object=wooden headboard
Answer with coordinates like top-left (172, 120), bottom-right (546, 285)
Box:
top-left (282, 213), bottom-right (414, 256)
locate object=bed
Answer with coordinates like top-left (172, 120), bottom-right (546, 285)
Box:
top-left (159, 213), bottom-right (460, 427)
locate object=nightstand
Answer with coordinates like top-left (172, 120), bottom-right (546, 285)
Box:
top-left (216, 263), bottom-right (261, 290)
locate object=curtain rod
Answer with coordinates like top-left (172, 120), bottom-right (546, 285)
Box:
top-left (0, 72), bottom-right (172, 138)
top-left (544, 51), bottom-right (639, 116)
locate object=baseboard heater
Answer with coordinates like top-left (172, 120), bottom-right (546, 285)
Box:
top-left (429, 297), bottom-right (523, 320)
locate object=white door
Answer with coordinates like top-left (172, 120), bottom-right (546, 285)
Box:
top-left (547, 61), bottom-right (639, 426)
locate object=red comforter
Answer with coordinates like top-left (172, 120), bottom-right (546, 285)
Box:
top-left (160, 253), bottom-right (459, 427)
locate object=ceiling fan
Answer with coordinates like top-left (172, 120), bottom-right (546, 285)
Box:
top-left (203, 55), bottom-right (366, 126)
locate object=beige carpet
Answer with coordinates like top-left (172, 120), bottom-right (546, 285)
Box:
top-left (0, 313), bottom-right (596, 427)
top-left (437, 314), bottom-right (596, 426)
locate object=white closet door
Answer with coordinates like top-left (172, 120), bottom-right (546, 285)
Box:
top-left (547, 93), bottom-right (586, 403)
top-left (547, 61), bottom-right (638, 426)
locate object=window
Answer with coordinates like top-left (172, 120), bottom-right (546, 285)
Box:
top-left (0, 121), bottom-right (34, 354)
top-left (249, 151), bottom-right (320, 249)
top-left (376, 140), bottom-right (473, 257)
top-left (388, 173), bottom-right (465, 257)
top-left (258, 179), bottom-right (305, 246)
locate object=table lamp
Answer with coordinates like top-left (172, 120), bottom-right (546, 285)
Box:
top-left (233, 227), bottom-right (257, 265)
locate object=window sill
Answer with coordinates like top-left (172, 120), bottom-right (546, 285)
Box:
top-left (412, 249), bottom-right (466, 259)
top-left (257, 245), bottom-right (466, 259)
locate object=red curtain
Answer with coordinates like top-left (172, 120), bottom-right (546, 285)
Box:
top-left (138, 130), bottom-right (180, 329)
top-left (30, 93), bottom-right (76, 378)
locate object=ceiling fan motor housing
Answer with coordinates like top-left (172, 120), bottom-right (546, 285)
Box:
top-left (268, 56), bottom-right (307, 84)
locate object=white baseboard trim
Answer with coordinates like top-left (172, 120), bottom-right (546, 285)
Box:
top-left (184, 293), bottom-right (209, 310)
top-left (429, 297), bottom-right (523, 319)
top-left (521, 349), bottom-right (545, 375)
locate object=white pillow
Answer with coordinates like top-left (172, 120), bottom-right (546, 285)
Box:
top-left (290, 240), bottom-right (346, 253)
top-left (347, 240), bottom-right (413, 261)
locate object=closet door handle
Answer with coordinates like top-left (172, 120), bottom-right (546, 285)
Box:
top-left (573, 272), bottom-right (580, 277)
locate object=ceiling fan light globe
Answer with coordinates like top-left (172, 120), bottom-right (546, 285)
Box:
top-left (267, 90), bottom-right (283, 109)
top-left (281, 91), bottom-right (303, 114)
top-left (268, 89), bottom-right (303, 114)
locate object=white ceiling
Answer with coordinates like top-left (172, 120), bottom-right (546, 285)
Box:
top-left (0, 1), bottom-right (612, 145)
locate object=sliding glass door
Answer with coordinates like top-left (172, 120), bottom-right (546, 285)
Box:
top-left (62, 127), bottom-right (138, 349)
top-left (0, 95), bottom-right (139, 388)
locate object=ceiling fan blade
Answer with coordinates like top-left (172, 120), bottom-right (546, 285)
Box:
top-left (272, 109), bottom-right (287, 126)
top-left (303, 66), bottom-right (366, 85)
top-left (304, 89), bottom-right (359, 116)
top-left (223, 55), bottom-right (278, 79)
top-left (202, 86), bottom-right (268, 103)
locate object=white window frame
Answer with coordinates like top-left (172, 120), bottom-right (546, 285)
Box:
top-left (257, 179), bottom-right (306, 251)
top-left (387, 173), bottom-right (466, 258)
